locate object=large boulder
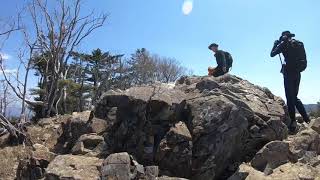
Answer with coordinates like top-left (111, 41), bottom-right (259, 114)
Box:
top-left (287, 127), bottom-right (320, 161)
top-left (176, 75), bottom-right (288, 179)
top-left (93, 85), bottom-right (187, 165)
top-left (91, 75), bottom-right (289, 179)
top-left (250, 141), bottom-right (291, 174)
top-left (187, 94), bottom-right (249, 180)
top-left (155, 121), bottom-right (192, 178)
top-left (45, 155), bottom-right (103, 180)
top-left (101, 152), bottom-right (134, 180)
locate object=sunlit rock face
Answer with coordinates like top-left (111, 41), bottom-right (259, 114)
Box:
top-left (93, 74), bottom-right (289, 179)
top-left (0, 75), bottom-right (293, 180)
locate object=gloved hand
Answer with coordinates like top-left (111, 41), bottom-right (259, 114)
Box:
top-left (274, 40), bottom-right (280, 46)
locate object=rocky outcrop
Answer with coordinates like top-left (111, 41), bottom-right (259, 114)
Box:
top-left (92, 75), bottom-right (289, 179)
top-left (26, 115), bottom-right (73, 152)
top-left (93, 86), bottom-right (187, 167)
top-left (0, 75), bottom-right (294, 180)
top-left (230, 119), bottom-right (320, 180)
top-left (16, 144), bottom-right (56, 180)
top-left (27, 111), bottom-right (103, 155)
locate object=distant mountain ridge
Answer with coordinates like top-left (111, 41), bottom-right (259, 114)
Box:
top-left (304, 104), bottom-right (319, 113)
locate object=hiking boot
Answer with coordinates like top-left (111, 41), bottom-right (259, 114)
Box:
top-left (288, 121), bottom-right (298, 133)
top-left (304, 118), bottom-right (311, 124)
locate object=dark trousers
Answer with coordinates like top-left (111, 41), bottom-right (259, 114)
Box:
top-left (283, 71), bottom-right (309, 123)
top-left (213, 68), bottom-right (227, 77)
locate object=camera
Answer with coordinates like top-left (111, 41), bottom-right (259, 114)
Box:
top-left (279, 35), bottom-right (289, 42)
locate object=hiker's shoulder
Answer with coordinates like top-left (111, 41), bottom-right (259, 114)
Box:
top-left (216, 50), bottom-right (225, 55)
top-left (291, 39), bottom-right (303, 44)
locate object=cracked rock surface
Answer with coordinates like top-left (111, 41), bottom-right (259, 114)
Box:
top-left (0, 75), bottom-right (295, 180)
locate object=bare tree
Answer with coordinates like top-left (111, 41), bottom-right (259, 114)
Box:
top-left (1, 0), bottom-right (107, 118)
top-left (129, 48), bottom-right (157, 85)
top-left (0, 20), bottom-right (26, 142)
top-left (0, 80), bottom-right (19, 118)
top-left (0, 34), bottom-right (40, 123)
top-left (28, 0), bottom-right (107, 117)
top-left (154, 56), bottom-right (185, 83)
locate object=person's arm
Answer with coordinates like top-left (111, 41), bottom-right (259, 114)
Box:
top-left (270, 40), bottom-right (284, 57)
top-left (216, 51), bottom-right (226, 69)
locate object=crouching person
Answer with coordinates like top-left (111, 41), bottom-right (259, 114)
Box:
top-left (208, 43), bottom-right (233, 77)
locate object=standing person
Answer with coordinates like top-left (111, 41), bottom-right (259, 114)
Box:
top-left (270, 31), bottom-right (310, 132)
top-left (208, 43), bottom-right (233, 77)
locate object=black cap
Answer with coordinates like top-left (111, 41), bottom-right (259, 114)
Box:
top-left (208, 43), bottom-right (219, 50)
top-left (282, 31), bottom-right (295, 38)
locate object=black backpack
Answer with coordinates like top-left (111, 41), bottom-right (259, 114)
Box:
top-left (224, 51), bottom-right (233, 70)
top-left (288, 40), bottom-right (307, 72)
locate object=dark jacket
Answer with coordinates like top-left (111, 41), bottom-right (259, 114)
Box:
top-left (270, 39), bottom-right (301, 73)
top-left (214, 50), bottom-right (226, 69)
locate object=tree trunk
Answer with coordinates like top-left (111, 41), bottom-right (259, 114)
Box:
top-left (0, 113), bottom-right (26, 144)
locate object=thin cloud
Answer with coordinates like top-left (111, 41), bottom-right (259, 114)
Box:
top-left (3, 69), bottom-right (17, 74)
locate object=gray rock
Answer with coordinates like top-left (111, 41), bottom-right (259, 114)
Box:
top-left (71, 141), bottom-right (88, 155)
top-left (88, 117), bottom-right (109, 135)
top-left (92, 75), bottom-right (289, 179)
top-left (311, 118), bottom-right (320, 134)
top-left (250, 125), bottom-right (260, 133)
top-left (145, 166), bottom-right (159, 178)
top-left (155, 121), bottom-right (192, 178)
top-left (71, 133), bottom-right (104, 156)
top-left (78, 133), bottom-right (104, 149)
top-left (45, 155), bottom-right (102, 180)
top-left (102, 152), bottom-right (131, 180)
top-left (251, 141), bottom-right (290, 172)
top-left (102, 152), bottom-right (177, 180)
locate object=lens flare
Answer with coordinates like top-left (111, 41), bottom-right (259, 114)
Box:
top-left (182, 0), bottom-right (193, 15)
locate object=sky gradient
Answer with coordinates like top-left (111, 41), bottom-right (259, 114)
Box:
top-left (1, 0), bottom-right (320, 103)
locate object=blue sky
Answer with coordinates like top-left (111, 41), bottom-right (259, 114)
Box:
top-left (1, 0), bottom-right (320, 103)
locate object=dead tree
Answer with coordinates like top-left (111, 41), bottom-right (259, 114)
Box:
top-left (0, 80), bottom-right (18, 117)
top-left (0, 22), bottom-right (27, 142)
top-left (26, 0), bottom-right (107, 117)
top-left (1, 0), bottom-right (107, 119)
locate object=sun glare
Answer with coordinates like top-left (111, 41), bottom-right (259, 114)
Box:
top-left (182, 0), bottom-right (193, 15)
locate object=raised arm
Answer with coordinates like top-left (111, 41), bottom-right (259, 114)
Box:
top-left (270, 40), bottom-right (284, 57)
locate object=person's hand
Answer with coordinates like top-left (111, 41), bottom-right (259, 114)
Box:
top-left (274, 40), bottom-right (280, 46)
top-left (223, 66), bottom-right (227, 73)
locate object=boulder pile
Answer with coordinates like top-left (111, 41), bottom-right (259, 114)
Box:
top-left (1, 75), bottom-right (317, 180)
